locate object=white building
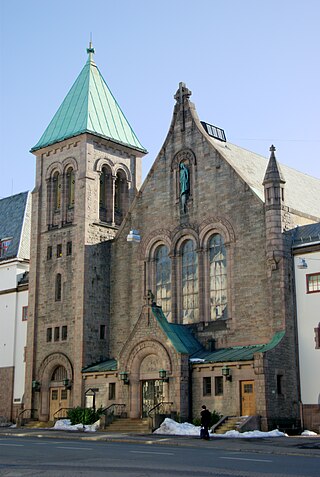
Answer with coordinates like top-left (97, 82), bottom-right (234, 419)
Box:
top-left (0, 192), bottom-right (31, 422)
top-left (293, 222), bottom-right (320, 433)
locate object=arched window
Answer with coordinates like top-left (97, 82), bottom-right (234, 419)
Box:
top-left (99, 166), bottom-right (112, 223)
top-left (55, 273), bottom-right (62, 302)
top-left (155, 245), bottom-right (171, 316)
top-left (181, 240), bottom-right (198, 323)
top-left (53, 171), bottom-right (61, 210)
top-left (66, 167), bottom-right (75, 208)
top-left (100, 167), bottom-right (108, 211)
top-left (209, 234), bottom-right (227, 320)
top-left (51, 366), bottom-right (67, 382)
top-left (114, 170), bottom-right (128, 225)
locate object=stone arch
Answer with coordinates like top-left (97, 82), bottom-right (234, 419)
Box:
top-left (199, 216), bottom-right (236, 247)
top-left (120, 340), bottom-right (173, 418)
top-left (94, 157), bottom-right (115, 174)
top-left (38, 352), bottom-right (73, 388)
top-left (61, 156), bottom-right (78, 173)
top-left (171, 148), bottom-right (196, 171)
top-left (171, 227), bottom-right (199, 255)
top-left (45, 161), bottom-right (63, 180)
top-left (140, 229), bottom-right (172, 261)
top-left (114, 163), bottom-right (132, 183)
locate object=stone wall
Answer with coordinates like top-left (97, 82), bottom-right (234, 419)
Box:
top-left (0, 367), bottom-right (14, 421)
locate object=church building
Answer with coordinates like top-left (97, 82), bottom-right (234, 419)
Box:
top-left (24, 45), bottom-right (320, 431)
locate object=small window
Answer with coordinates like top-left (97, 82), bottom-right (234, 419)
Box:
top-left (66, 241), bottom-right (72, 256)
top-left (54, 326), bottom-right (60, 342)
top-left (46, 328), bottom-right (52, 342)
top-left (61, 389), bottom-right (68, 400)
top-left (315, 324), bottom-right (320, 349)
top-left (100, 325), bottom-right (106, 340)
top-left (51, 389), bottom-right (58, 400)
top-left (215, 376), bottom-right (223, 396)
top-left (22, 306), bottom-right (28, 321)
top-left (277, 375), bottom-right (283, 395)
top-left (203, 377), bottom-right (212, 396)
top-left (57, 244), bottom-right (62, 258)
top-left (307, 273), bottom-right (320, 293)
top-left (109, 383), bottom-right (116, 400)
top-left (55, 274), bottom-right (62, 301)
top-left (61, 325), bottom-right (68, 341)
top-left (0, 238), bottom-right (12, 257)
top-left (47, 246), bottom-right (52, 260)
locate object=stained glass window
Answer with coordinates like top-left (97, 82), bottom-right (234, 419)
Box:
top-left (53, 171), bottom-right (61, 210)
top-left (66, 167), bottom-right (75, 208)
top-left (181, 240), bottom-right (198, 323)
top-left (209, 234), bottom-right (227, 320)
top-left (155, 245), bottom-right (171, 315)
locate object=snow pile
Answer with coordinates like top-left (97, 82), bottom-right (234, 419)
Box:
top-left (301, 430), bottom-right (318, 436)
top-left (53, 419), bottom-right (99, 432)
top-left (153, 418), bottom-right (288, 438)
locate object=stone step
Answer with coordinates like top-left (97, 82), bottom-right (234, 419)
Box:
top-left (214, 416), bottom-right (247, 434)
top-left (24, 421), bottom-right (54, 428)
top-left (106, 418), bottom-right (150, 434)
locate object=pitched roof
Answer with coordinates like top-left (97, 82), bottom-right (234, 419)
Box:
top-left (291, 222), bottom-right (320, 247)
top-left (151, 306), bottom-right (203, 355)
top-left (82, 358), bottom-right (117, 373)
top-left (31, 48), bottom-right (146, 153)
top-left (0, 192), bottom-right (30, 262)
top-left (202, 133), bottom-right (320, 220)
top-left (191, 331), bottom-right (285, 363)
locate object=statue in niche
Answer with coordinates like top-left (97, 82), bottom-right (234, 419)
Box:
top-left (179, 162), bottom-right (190, 213)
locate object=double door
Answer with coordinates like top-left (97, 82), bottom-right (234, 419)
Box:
top-left (49, 387), bottom-right (69, 421)
top-left (141, 380), bottom-right (163, 417)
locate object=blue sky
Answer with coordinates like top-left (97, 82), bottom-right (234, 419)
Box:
top-left (0, 0), bottom-right (319, 199)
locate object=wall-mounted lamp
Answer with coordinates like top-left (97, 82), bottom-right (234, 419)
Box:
top-left (32, 380), bottom-right (41, 391)
top-left (120, 371), bottom-right (129, 384)
top-left (127, 230), bottom-right (141, 243)
top-left (159, 369), bottom-right (169, 382)
top-left (222, 365), bottom-right (232, 381)
top-left (297, 258), bottom-right (308, 269)
top-left (63, 378), bottom-right (72, 390)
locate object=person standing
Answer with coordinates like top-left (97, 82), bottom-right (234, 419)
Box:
top-left (200, 405), bottom-right (211, 440)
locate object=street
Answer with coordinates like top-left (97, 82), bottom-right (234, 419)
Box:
top-left (0, 436), bottom-right (319, 477)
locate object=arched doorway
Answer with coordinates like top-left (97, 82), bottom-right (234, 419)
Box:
top-left (49, 365), bottom-right (70, 421)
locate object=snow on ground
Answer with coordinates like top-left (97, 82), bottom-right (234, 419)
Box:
top-left (301, 430), bottom-right (318, 436)
top-left (153, 418), bottom-right (288, 438)
top-left (53, 419), bottom-right (99, 432)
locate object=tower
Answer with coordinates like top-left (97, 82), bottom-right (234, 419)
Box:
top-left (24, 45), bottom-right (146, 420)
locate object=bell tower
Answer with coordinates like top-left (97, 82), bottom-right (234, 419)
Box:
top-left (25, 44), bottom-right (147, 420)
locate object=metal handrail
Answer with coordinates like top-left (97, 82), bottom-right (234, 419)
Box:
top-left (17, 408), bottom-right (38, 426)
top-left (53, 407), bottom-right (73, 421)
top-left (101, 403), bottom-right (126, 415)
top-left (148, 401), bottom-right (173, 418)
top-left (101, 403), bottom-right (126, 428)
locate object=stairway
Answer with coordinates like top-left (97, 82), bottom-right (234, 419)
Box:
top-left (23, 420), bottom-right (54, 428)
top-left (104, 418), bottom-right (151, 434)
top-left (213, 416), bottom-right (247, 434)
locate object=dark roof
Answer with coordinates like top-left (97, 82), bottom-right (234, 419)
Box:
top-left (291, 222), bottom-right (320, 247)
top-left (151, 306), bottom-right (203, 354)
top-left (82, 358), bottom-right (117, 373)
top-left (0, 192), bottom-right (29, 261)
top-left (191, 331), bottom-right (285, 363)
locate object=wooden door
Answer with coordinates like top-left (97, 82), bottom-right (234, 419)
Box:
top-left (240, 381), bottom-right (256, 416)
top-left (49, 387), bottom-right (69, 421)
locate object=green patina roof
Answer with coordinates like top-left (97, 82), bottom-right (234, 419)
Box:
top-left (191, 330), bottom-right (285, 364)
top-left (31, 47), bottom-right (146, 153)
top-left (82, 358), bottom-right (117, 373)
top-left (151, 306), bottom-right (203, 355)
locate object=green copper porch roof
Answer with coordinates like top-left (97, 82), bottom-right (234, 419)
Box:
top-left (190, 330), bottom-right (285, 364)
top-left (82, 358), bottom-right (117, 373)
top-left (151, 306), bottom-right (203, 355)
top-left (31, 48), bottom-right (146, 153)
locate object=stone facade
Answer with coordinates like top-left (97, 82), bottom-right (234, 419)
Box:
top-left (24, 56), bottom-right (320, 430)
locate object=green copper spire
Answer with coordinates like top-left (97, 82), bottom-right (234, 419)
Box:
top-left (31, 45), bottom-right (146, 153)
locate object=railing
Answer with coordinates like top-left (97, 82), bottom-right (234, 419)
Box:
top-left (101, 403), bottom-right (126, 428)
top-left (53, 407), bottom-right (73, 421)
top-left (17, 408), bottom-right (38, 426)
top-left (148, 401), bottom-right (173, 431)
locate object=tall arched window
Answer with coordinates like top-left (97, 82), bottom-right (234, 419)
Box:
top-left (99, 166), bottom-right (112, 223)
top-left (66, 167), bottom-right (75, 208)
top-left (181, 240), bottom-right (198, 324)
top-left (53, 171), bottom-right (61, 210)
top-left (155, 245), bottom-right (171, 316)
top-left (55, 273), bottom-right (62, 302)
top-left (209, 234), bottom-right (227, 320)
top-left (114, 170), bottom-right (128, 226)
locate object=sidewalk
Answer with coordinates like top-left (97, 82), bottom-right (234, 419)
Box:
top-left (0, 426), bottom-right (319, 457)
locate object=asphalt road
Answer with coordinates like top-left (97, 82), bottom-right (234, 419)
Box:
top-left (0, 436), bottom-right (319, 477)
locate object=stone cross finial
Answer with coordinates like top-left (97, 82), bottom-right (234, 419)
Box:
top-left (269, 144), bottom-right (276, 155)
top-left (86, 41), bottom-right (95, 63)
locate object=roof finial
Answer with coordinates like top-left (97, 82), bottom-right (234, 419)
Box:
top-left (269, 144), bottom-right (276, 157)
top-left (86, 35), bottom-right (95, 63)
